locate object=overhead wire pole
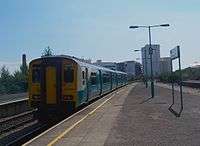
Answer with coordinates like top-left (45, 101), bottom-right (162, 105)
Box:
top-left (144, 49), bottom-right (148, 88)
top-left (148, 26), bottom-right (154, 98)
top-left (129, 24), bottom-right (169, 98)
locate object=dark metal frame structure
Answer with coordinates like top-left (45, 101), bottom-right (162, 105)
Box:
top-left (168, 46), bottom-right (183, 117)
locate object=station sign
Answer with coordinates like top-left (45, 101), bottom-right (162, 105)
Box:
top-left (170, 46), bottom-right (180, 60)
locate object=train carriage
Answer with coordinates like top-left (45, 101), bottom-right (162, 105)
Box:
top-left (29, 55), bottom-right (127, 116)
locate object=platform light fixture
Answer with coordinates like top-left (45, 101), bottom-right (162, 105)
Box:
top-left (129, 24), bottom-right (170, 98)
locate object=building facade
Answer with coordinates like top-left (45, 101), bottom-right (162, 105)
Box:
top-left (93, 60), bottom-right (117, 70)
top-left (160, 57), bottom-right (171, 74)
top-left (93, 60), bottom-right (142, 78)
top-left (141, 44), bottom-right (161, 77)
top-left (117, 61), bottom-right (142, 79)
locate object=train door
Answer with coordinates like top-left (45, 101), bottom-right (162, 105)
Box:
top-left (116, 74), bottom-right (118, 87)
top-left (99, 70), bottom-right (102, 95)
top-left (110, 73), bottom-right (113, 90)
top-left (45, 66), bottom-right (57, 104)
top-left (85, 68), bottom-right (89, 101)
top-left (115, 73), bottom-right (117, 89)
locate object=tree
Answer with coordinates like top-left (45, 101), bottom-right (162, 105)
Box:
top-left (0, 64), bottom-right (28, 94)
top-left (42, 46), bottom-right (54, 57)
top-left (13, 70), bottom-right (27, 92)
top-left (0, 66), bottom-right (13, 94)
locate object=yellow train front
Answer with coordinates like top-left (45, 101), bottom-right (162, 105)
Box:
top-left (29, 55), bottom-right (127, 117)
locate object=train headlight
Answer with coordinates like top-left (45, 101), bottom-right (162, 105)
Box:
top-left (63, 95), bottom-right (73, 100)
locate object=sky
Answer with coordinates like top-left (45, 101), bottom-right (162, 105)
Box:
top-left (0, 0), bottom-right (200, 72)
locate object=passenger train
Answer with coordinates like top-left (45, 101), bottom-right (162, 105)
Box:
top-left (29, 55), bottom-right (128, 115)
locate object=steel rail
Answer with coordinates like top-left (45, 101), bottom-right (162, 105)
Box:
top-left (0, 109), bottom-right (37, 135)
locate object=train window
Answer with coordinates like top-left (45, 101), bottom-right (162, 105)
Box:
top-left (112, 73), bottom-right (114, 79)
top-left (64, 66), bottom-right (74, 83)
top-left (91, 72), bottom-right (96, 76)
top-left (82, 71), bottom-right (85, 79)
top-left (103, 74), bottom-right (106, 83)
top-left (82, 80), bottom-right (85, 85)
top-left (118, 75), bottom-right (121, 79)
top-left (91, 72), bottom-right (97, 85)
top-left (103, 73), bottom-right (109, 83)
top-left (32, 68), bottom-right (40, 83)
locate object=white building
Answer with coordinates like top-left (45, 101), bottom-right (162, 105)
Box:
top-left (93, 60), bottom-right (117, 70)
top-left (117, 61), bottom-right (142, 78)
top-left (160, 57), bottom-right (171, 74)
top-left (78, 58), bottom-right (92, 64)
top-left (141, 44), bottom-right (161, 77)
top-left (93, 60), bottom-right (142, 77)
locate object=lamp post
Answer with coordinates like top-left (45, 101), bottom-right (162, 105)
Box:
top-left (129, 24), bottom-right (169, 98)
top-left (134, 49), bottom-right (148, 88)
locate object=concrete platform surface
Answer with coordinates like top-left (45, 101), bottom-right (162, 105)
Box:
top-left (24, 83), bottom-right (200, 146)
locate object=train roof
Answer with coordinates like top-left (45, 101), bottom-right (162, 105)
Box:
top-left (30, 55), bottom-right (127, 75)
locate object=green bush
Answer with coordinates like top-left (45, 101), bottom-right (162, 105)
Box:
top-left (158, 67), bottom-right (200, 83)
top-left (0, 65), bottom-right (28, 94)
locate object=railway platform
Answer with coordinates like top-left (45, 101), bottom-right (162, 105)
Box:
top-left (0, 93), bottom-right (29, 118)
top-left (0, 92), bottom-right (27, 104)
top-left (24, 83), bottom-right (200, 146)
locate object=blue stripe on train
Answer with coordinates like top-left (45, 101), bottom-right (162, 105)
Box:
top-left (77, 83), bottom-right (114, 106)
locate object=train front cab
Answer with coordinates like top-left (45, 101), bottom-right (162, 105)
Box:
top-left (29, 57), bottom-right (77, 117)
top-left (62, 58), bottom-right (77, 113)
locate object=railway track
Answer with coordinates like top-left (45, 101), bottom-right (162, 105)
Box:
top-left (0, 109), bottom-right (37, 136)
top-left (0, 85), bottom-right (128, 145)
top-left (0, 109), bottom-right (39, 146)
top-left (4, 123), bottom-right (47, 146)
top-left (0, 113), bottom-right (68, 146)
top-left (0, 106), bottom-right (76, 145)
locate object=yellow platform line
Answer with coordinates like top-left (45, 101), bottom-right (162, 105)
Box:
top-left (23, 86), bottom-right (127, 146)
top-left (47, 93), bottom-right (117, 146)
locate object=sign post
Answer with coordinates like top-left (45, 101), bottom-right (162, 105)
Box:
top-left (169, 46), bottom-right (183, 117)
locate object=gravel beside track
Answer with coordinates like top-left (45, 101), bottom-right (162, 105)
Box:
top-left (0, 110), bottom-right (37, 138)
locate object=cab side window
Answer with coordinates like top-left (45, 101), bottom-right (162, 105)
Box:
top-left (64, 66), bottom-right (74, 83)
top-left (82, 71), bottom-right (85, 85)
top-left (82, 71), bottom-right (85, 79)
top-left (32, 68), bottom-right (40, 83)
